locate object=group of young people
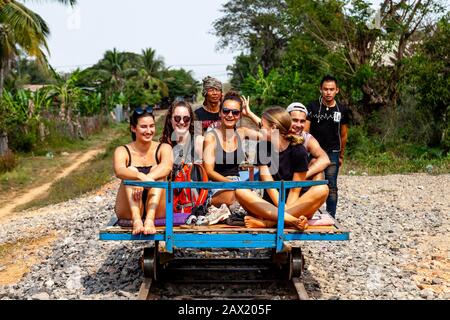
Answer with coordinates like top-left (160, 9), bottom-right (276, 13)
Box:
top-left (113, 75), bottom-right (349, 235)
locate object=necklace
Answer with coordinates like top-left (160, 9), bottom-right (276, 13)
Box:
top-left (325, 101), bottom-right (336, 111)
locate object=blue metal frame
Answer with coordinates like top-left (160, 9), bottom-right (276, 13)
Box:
top-left (100, 180), bottom-right (349, 252)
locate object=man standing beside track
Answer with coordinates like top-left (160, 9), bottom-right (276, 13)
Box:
top-left (304, 75), bottom-right (349, 218)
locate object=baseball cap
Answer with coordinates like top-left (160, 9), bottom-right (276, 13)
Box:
top-left (286, 102), bottom-right (308, 116)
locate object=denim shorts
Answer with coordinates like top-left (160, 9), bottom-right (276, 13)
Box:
top-left (209, 176), bottom-right (241, 198)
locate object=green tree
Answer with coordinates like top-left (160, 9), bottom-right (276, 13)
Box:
top-left (139, 48), bottom-right (168, 98)
top-left (403, 13), bottom-right (450, 149)
top-left (227, 53), bottom-right (259, 89)
top-left (123, 70), bottom-right (161, 107)
top-left (0, 0), bottom-right (76, 94)
top-left (0, 0), bottom-right (76, 156)
top-left (0, 52), bottom-right (56, 92)
top-left (286, 0), bottom-right (446, 114)
top-left (213, 0), bottom-right (289, 76)
top-left (48, 69), bottom-right (83, 122)
top-left (163, 69), bottom-right (199, 101)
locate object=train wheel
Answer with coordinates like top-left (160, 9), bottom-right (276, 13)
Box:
top-left (291, 247), bottom-right (304, 278)
top-left (141, 242), bottom-right (159, 280)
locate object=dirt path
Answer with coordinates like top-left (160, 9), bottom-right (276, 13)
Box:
top-left (0, 110), bottom-right (167, 224)
top-left (0, 148), bottom-right (105, 222)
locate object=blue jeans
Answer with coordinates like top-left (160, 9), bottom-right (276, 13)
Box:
top-left (325, 151), bottom-right (340, 218)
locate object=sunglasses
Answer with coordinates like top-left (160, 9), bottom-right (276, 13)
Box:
top-left (133, 106), bottom-right (153, 115)
top-left (222, 108), bottom-right (241, 117)
top-left (173, 115), bottom-right (191, 123)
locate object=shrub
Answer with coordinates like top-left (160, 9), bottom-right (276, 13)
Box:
top-left (0, 151), bottom-right (17, 173)
top-left (8, 131), bottom-right (37, 153)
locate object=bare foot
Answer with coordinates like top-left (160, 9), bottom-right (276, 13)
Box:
top-left (295, 216), bottom-right (309, 231)
top-left (244, 216), bottom-right (276, 228)
top-left (143, 219), bottom-right (156, 235)
top-left (132, 219), bottom-right (144, 235)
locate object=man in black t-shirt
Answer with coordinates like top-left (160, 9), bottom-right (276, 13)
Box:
top-left (194, 76), bottom-right (223, 133)
top-left (305, 75), bottom-right (349, 218)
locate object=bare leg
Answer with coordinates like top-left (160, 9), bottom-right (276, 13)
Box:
top-left (124, 185), bottom-right (145, 235)
top-left (285, 185), bottom-right (329, 219)
top-left (211, 190), bottom-right (236, 207)
top-left (115, 183), bottom-right (132, 219)
top-left (244, 215), bottom-right (276, 228)
top-left (115, 183), bottom-right (144, 234)
top-left (235, 189), bottom-right (308, 230)
top-left (114, 166), bottom-right (145, 235)
top-left (143, 187), bottom-right (167, 235)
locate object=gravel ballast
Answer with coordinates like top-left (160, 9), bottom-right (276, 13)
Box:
top-left (0, 174), bottom-right (448, 300)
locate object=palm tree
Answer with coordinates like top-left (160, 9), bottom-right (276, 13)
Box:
top-left (140, 48), bottom-right (168, 97)
top-left (0, 0), bottom-right (76, 156)
top-left (0, 0), bottom-right (77, 95)
top-left (99, 48), bottom-right (128, 93)
top-left (95, 48), bottom-right (135, 113)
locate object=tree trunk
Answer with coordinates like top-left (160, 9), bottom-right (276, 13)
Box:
top-left (0, 132), bottom-right (9, 156)
top-left (0, 67), bottom-right (5, 97)
top-left (59, 101), bottom-right (66, 121)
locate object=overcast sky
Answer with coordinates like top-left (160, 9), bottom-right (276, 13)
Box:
top-left (25, 0), bottom-right (236, 82)
top-left (25, 0), bottom-right (385, 83)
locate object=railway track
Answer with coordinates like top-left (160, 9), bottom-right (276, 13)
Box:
top-left (137, 243), bottom-right (310, 300)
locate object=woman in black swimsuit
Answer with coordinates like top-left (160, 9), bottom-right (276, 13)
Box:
top-left (113, 106), bottom-right (173, 235)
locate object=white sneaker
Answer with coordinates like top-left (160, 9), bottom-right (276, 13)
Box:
top-left (205, 204), bottom-right (231, 225)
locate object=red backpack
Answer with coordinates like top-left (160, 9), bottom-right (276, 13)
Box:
top-left (172, 163), bottom-right (208, 213)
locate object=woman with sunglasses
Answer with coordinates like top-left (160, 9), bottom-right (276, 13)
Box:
top-left (235, 107), bottom-right (328, 230)
top-left (203, 91), bottom-right (262, 207)
top-left (160, 100), bottom-right (203, 165)
top-left (114, 106), bottom-right (173, 235)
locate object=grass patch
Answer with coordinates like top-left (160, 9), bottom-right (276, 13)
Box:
top-left (16, 112), bottom-right (166, 211)
top-left (0, 151), bottom-right (17, 173)
top-left (0, 123), bottom-right (127, 196)
top-left (0, 155), bottom-right (70, 194)
top-left (16, 133), bottom-right (129, 211)
top-left (343, 126), bottom-right (450, 175)
top-left (32, 121), bottom-right (124, 156)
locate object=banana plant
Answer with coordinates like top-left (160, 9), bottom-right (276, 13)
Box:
top-left (79, 91), bottom-right (102, 116)
top-left (29, 87), bottom-right (52, 121)
top-left (1, 89), bottom-right (30, 126)
top-left (48, 69), bottom-right (83, 121)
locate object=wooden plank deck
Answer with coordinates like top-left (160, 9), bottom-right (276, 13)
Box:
top-left (100, 222), bottom-right (347, 235)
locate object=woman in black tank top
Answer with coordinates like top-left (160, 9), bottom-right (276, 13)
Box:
top-left (113, 107), bottom-right (173, 235)
top-left (234, 107), bottom-right (328, 231)
top-left (203, 91), bottom-right (262, 207)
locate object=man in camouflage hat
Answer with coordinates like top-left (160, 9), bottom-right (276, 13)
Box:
top-left (194, 76), bottom-right (223, 133)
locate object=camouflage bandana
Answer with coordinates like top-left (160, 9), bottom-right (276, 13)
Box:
top-left (202, 76), bottom-right (222, 96)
